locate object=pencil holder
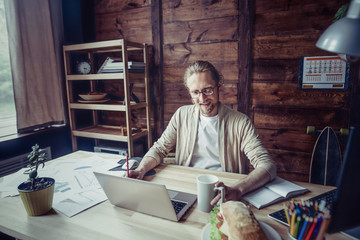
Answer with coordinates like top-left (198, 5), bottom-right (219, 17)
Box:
top-left (287, 231), bottom-right (296, 240)
top-left (285, 199), bottom-right (330, 240)
top-left (288, 230), bottom-right (325, 240)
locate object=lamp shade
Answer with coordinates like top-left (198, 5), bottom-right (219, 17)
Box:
top-left (316, 0), bottom-right (360, 57)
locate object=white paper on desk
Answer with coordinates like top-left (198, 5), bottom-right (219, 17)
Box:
top-left (0, 155), bottom-right (120, 217)
top-left (0, 168), bottom-right (27, 197)
top-left (49, 155), bottom-right (118, 217)
top-left (53, 188), bottom-right (107, 217)
top-left (53, 164), bottom-right (102, 194)
top-left (41, 155), bottom-right (118, 177)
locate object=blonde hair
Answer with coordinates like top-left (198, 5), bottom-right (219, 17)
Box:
top-left (183, 61), bottom-right (223, 87)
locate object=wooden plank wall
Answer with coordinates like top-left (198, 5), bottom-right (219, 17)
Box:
top-left (161, 0), bottom-right (241, 124)
top-left (94, 0), bottom-right (357, 182)
top-left (251, 0), bottom-right (350, 181)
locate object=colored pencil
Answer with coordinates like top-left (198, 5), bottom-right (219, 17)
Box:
top-left (298, 216), bottom-right (309, 240)
top-left (303, 217), bottom-right (314, 240)
top-left (284, 203), bottom-right (290, 225)
top-left (295, 216), bottom-right (302, 238)
top-left (305, 217), bottom-right (318, 240)
top-left (290, 210), bottom-right (297, 236)
top-left (315, 215), bottom-right (331, 240)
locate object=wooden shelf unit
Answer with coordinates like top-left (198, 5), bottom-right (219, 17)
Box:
top-left (63, 39), bottom-right (152, 157)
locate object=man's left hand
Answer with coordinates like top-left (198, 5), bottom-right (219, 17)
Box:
top-left (210, 181), bottom-right (242, 206)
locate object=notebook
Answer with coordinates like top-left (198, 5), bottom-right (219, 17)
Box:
top-left (93, 171), bottom-right (197, 221)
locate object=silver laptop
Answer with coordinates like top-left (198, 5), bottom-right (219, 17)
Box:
top-left (93, 171), bottom-right (197, 221)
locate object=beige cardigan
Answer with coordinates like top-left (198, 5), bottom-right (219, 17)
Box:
top-left (145, 103), bottom-right (277, 179)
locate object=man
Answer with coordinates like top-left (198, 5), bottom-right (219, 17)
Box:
top-left (129, 60), bottom-right (276, 205)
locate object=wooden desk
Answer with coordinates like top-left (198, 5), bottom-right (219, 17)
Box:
top-left (0, 151), bottom-right (350, 240)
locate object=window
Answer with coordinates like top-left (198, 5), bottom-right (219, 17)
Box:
top-left (0, 0), bottom-right (17, 138)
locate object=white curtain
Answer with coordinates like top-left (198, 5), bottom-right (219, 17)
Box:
top-left (4, 0), bottom-right (66, 133)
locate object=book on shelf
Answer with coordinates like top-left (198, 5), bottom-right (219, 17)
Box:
top-left (241, 177), bottom-right (309, 209)
top-left (97, 57), bottom-right (145, 73)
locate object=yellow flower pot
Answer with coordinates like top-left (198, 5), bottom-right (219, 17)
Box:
top-left (18, 177), bottom-right (55, 216)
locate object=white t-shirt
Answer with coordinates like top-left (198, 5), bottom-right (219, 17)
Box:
top-left (190, 114), bottom-right (222, 171)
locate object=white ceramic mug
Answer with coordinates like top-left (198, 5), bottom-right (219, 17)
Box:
top-left (197, 174), bottom-right (225, 212)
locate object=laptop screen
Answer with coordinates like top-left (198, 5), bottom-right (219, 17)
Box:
top-left (327, 126), bottom-right (360, 233)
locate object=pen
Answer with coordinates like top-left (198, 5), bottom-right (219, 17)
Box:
top-left (126, 154), bottom-right (129, 177)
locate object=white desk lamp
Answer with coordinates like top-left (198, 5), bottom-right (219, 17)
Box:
top-left (316, 0), bottom-right (360, 61)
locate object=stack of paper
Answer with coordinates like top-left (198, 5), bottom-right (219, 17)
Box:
top-left (97, 57), bottom-right (145, 73)
top-left (0, 155), bottom-right (121, 217)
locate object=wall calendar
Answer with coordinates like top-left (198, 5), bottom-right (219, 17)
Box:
top-left (298, 56), bottom-right (350, 90)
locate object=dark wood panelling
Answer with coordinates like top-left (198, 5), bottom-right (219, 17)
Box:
top-left (252, 59), bottom-right (300, 82)
top-left (163, 16), bottom-right (238, 44)
top-left (253, 35), bottom-right (331, 59)
top-left (257, 129), bottom-right (315, 153)
top-left (151, 0), bottom-right (164, 138)
top-left (252, 82), bottom-right (349, 108)
top-left (161, 0), bottom-right (246, 127)
top-left (254, 0), bottom-right (342, 14)
top-left (269, 149), bottom-right (311, 182)
top-left (95, 0), bottom-right (151, 14)
top-left (253, 107), bottom-right (348, 131)
top-left (251, 0), bottom-right (351, 181)
top-left (254, 3), bottom-right (343, 37)
top-left (163, 41), bottom-right (238, 65)
top-left (95, 8), bottom-right (152, 43)
top-left (162, 0), bottom-right (238, 22)
top-left (238, 0), bottom-right (252, 116)
top-left (94, 0), bottom-right (358, 182)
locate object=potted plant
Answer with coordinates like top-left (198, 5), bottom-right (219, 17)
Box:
top-left (17, 144), bottom-right (55, 216)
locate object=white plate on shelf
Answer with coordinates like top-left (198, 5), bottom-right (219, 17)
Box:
top-left (78, 99), bottom-right (110, 103)
top-left (201, 221), bottom-right (281, 240)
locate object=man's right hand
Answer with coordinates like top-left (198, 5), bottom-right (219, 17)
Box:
top-left (127, 156), bottom-right (159, 180)
top-left (128, 169), bottom-right (145, 180)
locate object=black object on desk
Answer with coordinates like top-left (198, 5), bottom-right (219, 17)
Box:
top-left (268, 188), bottom-right (337, 226)
top-left (109, 157), bottom-right (156, 176)
top-left (269, 126), bottom-right (360, 238)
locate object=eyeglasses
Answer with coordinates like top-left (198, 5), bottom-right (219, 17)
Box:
top-left (189, 86), bottom-right (216, 99)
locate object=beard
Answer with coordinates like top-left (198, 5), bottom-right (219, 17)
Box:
top-left (194, 100), bottom-right (218, 117)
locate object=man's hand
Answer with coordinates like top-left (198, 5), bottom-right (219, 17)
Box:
top-left (210, 182), bottom-right (242, 206)
top-left (210, 167), bottom-right (273, 206)
top-left (127, 156), bottom-right (158, 180)
top-left (128, 169), bottom-right (145, 180)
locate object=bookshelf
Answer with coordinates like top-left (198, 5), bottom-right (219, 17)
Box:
top-left (63, 39), bottom-right (152, 157)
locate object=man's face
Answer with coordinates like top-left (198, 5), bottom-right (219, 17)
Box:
top-left (186, 71), bottom-right (219, 117)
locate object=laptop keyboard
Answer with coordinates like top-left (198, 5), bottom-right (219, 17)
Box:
top-left (268, 188), bottom-right (337, 225)
top-left (171, 200), bottom-right (187, 214)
